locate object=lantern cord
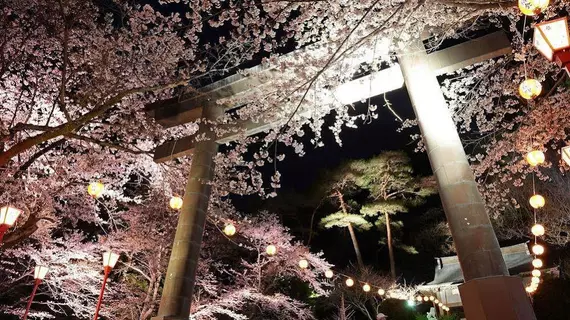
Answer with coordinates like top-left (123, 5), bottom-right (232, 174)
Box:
top-left (522, 15), bottom-right (528, 79)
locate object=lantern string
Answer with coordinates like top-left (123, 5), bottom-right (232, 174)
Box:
top-left (522, 14), bottom-right (528, 79)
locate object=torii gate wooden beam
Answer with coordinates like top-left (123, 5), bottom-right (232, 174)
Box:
top-left (148, 31), bottom-right (511, 163)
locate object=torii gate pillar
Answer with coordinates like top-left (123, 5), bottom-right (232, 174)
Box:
top-left (398, 40), bottom-right (536, 319)
top-left (152, 105), bottom-right (222, 320)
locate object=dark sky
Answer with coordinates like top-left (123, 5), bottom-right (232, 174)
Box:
top-left (231, 85), bottom-right (445, 284)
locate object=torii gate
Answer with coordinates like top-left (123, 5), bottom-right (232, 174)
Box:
top-left (149, 31), bottom-right (535, 320)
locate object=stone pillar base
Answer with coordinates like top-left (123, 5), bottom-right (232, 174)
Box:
top-left (459, 276), bottom-right (536, 320)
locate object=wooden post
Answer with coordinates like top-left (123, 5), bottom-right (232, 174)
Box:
top-left (398, 39), bottom-right (536, 320)
top-left (152, 105), bottom-right (222, 320)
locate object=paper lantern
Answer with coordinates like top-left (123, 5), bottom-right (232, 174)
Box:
top-left (102, 251), bottom-right (120, 268)
top-left (519, 79), bottom-right (542, 99)
top-left (526, 286), bottom-right (536, 293)
top-left (429, 296), bottom-right (435, 301)
top-left (223, 224), bottom-right (236, 236)
top-left (377, 288), bottom-right (385, 296)
top-left (87, 181), bottom-right (104, 198)
top-left (416, 296), bottom-right (423, 302)
top-left (169, 196), bottom-right (183, 210)
top-left (438, 302), bottom-right (443, 307)
top-left (531, 224), bottom-right (545, 236)
top-left (532, 244), bottom-right (545, 255)
top-left (518, 0), bottom-right (549, 16)
top-left (531, 276), bottom-right (541, 284)
top-left (325, 270), bottom-right (334, 278)
top-left (345, 278), bottom-right (354, 287)
top-left (34, 265), bottom-right (49, 280)
top-left (423, 296), bottom-right (429, 301)
top-left (434, 299), bottom-right (440, 304)
top-left (0, 206), bottom-right (22, 226)
top-left (526, 150), bottom-right (545, 166)
top-left (532, 269), bottom-right (541, 277)
top-left (529, 194), bottom-right (545, 209)
top-left (298, 259), bottom-right (309, 269)
top-left (532, 258), bottom-right (543, 268)
top-left (362, 284), bottom-right (371, 292)
top-left (266, 245), bottom-right (277, 256)
top-left (562, 146), bottom-right (570, 166)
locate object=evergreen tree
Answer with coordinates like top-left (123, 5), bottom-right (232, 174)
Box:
top-left (319, 151), bottom-right (437, 278)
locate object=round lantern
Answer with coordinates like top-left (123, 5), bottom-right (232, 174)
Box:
top-left (345, 278), bottom-right (354, 287)
top-left (532, 244), bottom-right (545, 255)
top-left (519, 79), bottom-right (542, 99)
top-left (531, 276), bottom-right (541, 284)
top-left (532, 269), bottom-right (541, 277)
top-left (532, 258), bottom-right (543, 268)
top-left (429, 296), bottom-right (435, 301)
top-left (416, 296), bottom-right (423, 302)
top-left (377, 288), bottom-right (385, 296)
top-left (169, 196), bottom-right (183, 210)
top-left (531, 224), bottom-right (545, 236)
top-left (325, 270), bottom-right (334, 278)
top-left (525, 286), bottom-right (535, 293)
top-left (518, 0), bottom-right (549, 16)
top-left (529, 194), bottom-right (545, 209)
top-left (298, 259), bottom-right (309, 269)
top-left (223, 224), bottom-right (236, 236)
top-left (438, 302), bottom-right (443, 307)
top-left (526, 150), bottom-right (545, 166)
top-left (362, 284), bottom-right (371, 292)
top-left (266, 245), bottom-right (277, 256)
top-left (88, 181), bottom-right (104, 198)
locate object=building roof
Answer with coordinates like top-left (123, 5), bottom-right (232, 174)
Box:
top-left (428, 243), bottom-right (532, 285)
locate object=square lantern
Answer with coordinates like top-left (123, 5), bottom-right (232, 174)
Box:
top-left (534, 17), bottom-right (570, 61)
top-left (0, 206), bottom-right (22, 226)
top-left (562, 146), bottom-right (570, 166)
top-left (102, 251), bottom-right (120, 268)
top-left (34, 265), bottom-right (50, 280)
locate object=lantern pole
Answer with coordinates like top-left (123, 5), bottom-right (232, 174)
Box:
top-left (93, 266), bottom-right (111, 320)
top-left (0, 224), bottom-right (9, 245)
top-left (22, 279), bottom-right (41, 320)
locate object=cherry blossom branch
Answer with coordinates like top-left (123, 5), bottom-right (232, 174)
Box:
top-left (13, 139), bottom-right (66, 179)
top-left (0, 78), bottom-right (191, 166)
top-left (65, 133), bottom-right (152, 155)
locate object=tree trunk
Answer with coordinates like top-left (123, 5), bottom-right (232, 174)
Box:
top-left (385, 211), bottom-right (396, 280)
top-left (336, 190), bottom-right (364, 269)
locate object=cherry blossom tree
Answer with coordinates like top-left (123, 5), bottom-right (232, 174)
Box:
top-left (2, 0), bottom-right (569, 318)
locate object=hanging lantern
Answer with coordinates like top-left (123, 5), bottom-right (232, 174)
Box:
top-left (325, 270), bottom-right (334, 279)
top-left (518, 79), bottom-right (542, 99)
top-left (532, 269), bottom-right (541, 277)
top-left (532, 258), bottom-right (543, 268)
top-left (531, 276), bottom-right (541, 284)
top-left (416, 296), bottom-right (423, 302)
top-left (531, 224), bottom-right (545, 236)
top-left (266, 245), bottom-right (277, 256)
top-left (169, 196), bottom-right (183, 210)
top-left (423, 296), bottom-right (429, 302)
top-left (429, 296), bottom-right (435, 301)
top-left (377, 288), bottom-right (385, 296)
top-left (529, 194), bottom-right (545, 209)
top-left (298, 259), bottom-right (309, 269)
top-left (526, 150), bottom-right (545, 166)
top-left (362, 284), bottom-right (371, 292)
top-left (223, 224), bottom-right (236, 236)
top-left (345, 278), bottom-right (354, 287)
top-left (438, 302), bottom-right (443, 307)
top-left (434, 299), bottom-right (440, 304)
top-left (532, 244), bottom-right (545, 255)
top-left (562, 146), bottom-right (570, 166)
top-left (525, 286), bottom-right (536, 293)
top-left (518, 0), bottom-right (549, 16)
top-left (87, 181), bottom-right (104, 198)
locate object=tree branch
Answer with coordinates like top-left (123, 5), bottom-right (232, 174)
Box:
top-left (14, 139), bottom-right (66, 178)
top-left (65, 133), bottom-right (152, 155)
top-left (0, 78), bottom-right (191, 166)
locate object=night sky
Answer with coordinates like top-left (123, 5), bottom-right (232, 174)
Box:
top-left (232, 85), bottom-right (445, 284)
